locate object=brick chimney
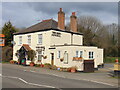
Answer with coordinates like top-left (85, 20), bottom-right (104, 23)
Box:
top-left (70, 12), bottom-right (77, 32)
top-left (58, 8), bottom-right (65, 30)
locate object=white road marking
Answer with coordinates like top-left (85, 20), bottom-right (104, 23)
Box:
top-left (18, 78), bottom-right (28, 84)
top-left (28, 83), bottom-right (55, 88)
top-left (29, 70), bottom-right (35, 73)
top-left (1, 75), bottom-right (57, 89)
top-left (23, 69), bottom-right (117, 87)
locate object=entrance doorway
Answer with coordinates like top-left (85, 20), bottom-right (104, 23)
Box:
top-left (18, 47), bottom-right (26, 65)
top-left (51, 53), bottom-right (54, 65)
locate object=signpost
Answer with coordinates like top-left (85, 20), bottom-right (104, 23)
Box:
top-left (0, 34), bottom-right (5, 46)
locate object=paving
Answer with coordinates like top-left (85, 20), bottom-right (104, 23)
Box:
top-left (2, 63), bottom-right (119, 88)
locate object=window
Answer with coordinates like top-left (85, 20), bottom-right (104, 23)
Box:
top-left (80, 51), bottom-right (83, 58)
top-left (57, 51), bottom-right (61, 58)
top-left (28, 35), bottom-right (31, 45)
top-left (19, 36), bottom-right (22, 45)
top-left (89, 51), bottom-right (94, 59)
top-left (76, 51), bottom-right (79, 57)
top-left (38, 34), bottom-right (42, 44)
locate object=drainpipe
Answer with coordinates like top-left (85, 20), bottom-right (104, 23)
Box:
top-left (71, 33), bottom-right (73, 45)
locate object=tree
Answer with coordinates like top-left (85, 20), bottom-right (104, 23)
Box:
top-left (77, 16), bottom-right (103, 47)
top-left (78, 16), bottom-right (102, 33)
top-left (77, 15), bottom-right (119, 57)
top-left (2, 46), bottom-right (13, 62)
top-left (2, 21), bottom-right (18, 46)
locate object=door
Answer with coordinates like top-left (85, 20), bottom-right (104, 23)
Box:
top-left (51, 53), bottom-right (54, 65)
top-left (64, 51), bottom-right (68, 64)
top-left (84, 60), bottom-right (94, 72)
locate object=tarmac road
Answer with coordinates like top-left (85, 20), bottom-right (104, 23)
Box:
top-left (1, 64), bottom-right (118, 89)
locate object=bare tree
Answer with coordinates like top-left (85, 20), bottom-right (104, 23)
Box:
top-left (78, 16), bottom-right (103, 33)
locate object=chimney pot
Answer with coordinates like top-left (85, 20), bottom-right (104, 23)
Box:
top-left (60, 8), bottom-right (62, 11)
top-left (72, 12), bottom-right (76, 16)
top-left (70, 12), bottom-right (77, 32)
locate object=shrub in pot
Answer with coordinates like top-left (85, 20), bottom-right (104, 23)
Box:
top-left (70, 66), bottom-right (77, 73)
top-left (30, 62), bottom-right (35, 66)
top-left (10, 60), bottom-right (15, 64)
top-left (40, 64), bottom-right (44, 67)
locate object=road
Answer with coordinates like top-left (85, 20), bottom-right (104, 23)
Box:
top-left (2, 64), bottom-right (118, 89)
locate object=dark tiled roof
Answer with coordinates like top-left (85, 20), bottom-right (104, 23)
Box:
top-left (15, 19), bottom-right (58, 34)
top-left (14, 19), bottom-right (83, 35)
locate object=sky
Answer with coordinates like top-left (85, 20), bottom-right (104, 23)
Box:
top-left (1, 2), bottom-right (118, 29)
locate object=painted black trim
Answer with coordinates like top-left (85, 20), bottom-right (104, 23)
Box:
top-left (49, 47), bottom-right (56, 49)
top-left (50, 44), bottom-right (98, 47)
top-left (14, 28), bottom-right (83, 35)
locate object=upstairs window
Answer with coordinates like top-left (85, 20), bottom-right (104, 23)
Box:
top-left (28, 35), bottom-right (31, 45)
top-left (19, 36), bottom-right (22, 45)
top-left (80, 51), bottom-right (83, 58)
top-left (76, 51), bottom-right (79, 57)
top-left (38, 34), bottom-right (42, 44)
top-left (89, 51), bottom-right (94, 59)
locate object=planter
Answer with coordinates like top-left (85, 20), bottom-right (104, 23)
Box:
top-left (30, 63), bottom-right (34, 66)
top-left (60, 58), bottom-right (64, 62)
top-left (10, 60), bottom-right (14, 64)
top-left (40, 64), bottom-right (44, 67)
top-left (71, 68), bottom-right (76, 73)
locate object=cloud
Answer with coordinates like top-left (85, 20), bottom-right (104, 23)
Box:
top-left (2, 2), bottom-right (118, 28)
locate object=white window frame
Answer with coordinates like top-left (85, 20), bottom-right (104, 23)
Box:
top-left (80, 51), bottom-right (83, 58)
top-left (57, 51), bottom-right (61, 58)
top-left (27, 35), bottom-right (31, 45)
top-left (89, 51), bottom-right (94, 59)
top-left (38, 34), bottom-right (42, 44)
top-left (76, 51), bottom-right (79, 57)
top-left (19, 36), bottom-right (22, 45)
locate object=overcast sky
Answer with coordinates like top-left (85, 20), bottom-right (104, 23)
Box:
top-left (2, 2), bottom-right (118, 28)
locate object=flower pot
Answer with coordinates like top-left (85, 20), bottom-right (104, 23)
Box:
top-left (40, 64), bottom-right (44, 67)
top-left (30, 63), bottom-right (34, 66)
top-left (71, 69), bottom-right (76, 73)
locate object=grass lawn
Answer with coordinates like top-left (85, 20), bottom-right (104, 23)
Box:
top-left (104, 57), bottom-right (120, 63)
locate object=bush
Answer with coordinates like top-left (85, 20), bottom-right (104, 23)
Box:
top-left (35, 64), bottom-right (40, 67)
top-left (104, 57), bottom-right (120, 63)
top-left (44, 63), bottom-right (51, 69)
top-left (2, 46), bottom-right (13, 62)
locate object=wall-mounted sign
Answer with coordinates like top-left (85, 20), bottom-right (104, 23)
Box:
top-left (52, 31), bottom-right (61, 37)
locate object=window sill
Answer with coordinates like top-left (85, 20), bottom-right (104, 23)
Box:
top-left (37, 44), bottom-right (42, 45)
top-left (64, 62), bottom-right (68, 64)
